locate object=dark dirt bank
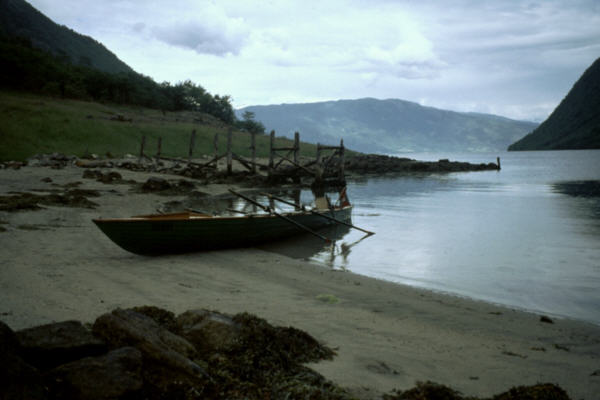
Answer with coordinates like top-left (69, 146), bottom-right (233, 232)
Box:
top-left (1, 306), bottom-right (571, 400)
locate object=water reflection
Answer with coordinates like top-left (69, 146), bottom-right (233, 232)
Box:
top-left (552, 180), bottom-right (600, 198)
top-left (259, 223), bottom-right (353, 266)
top-left (329, 151), bottom-right (600, 324)
top-left (551, 180), bottom-right (600, 225)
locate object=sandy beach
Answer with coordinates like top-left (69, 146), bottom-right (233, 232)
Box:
top-left (1, 164), bottom-right (599, 399)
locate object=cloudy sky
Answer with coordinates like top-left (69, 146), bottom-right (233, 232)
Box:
top-left (28, 0), bottom-right (600, 122)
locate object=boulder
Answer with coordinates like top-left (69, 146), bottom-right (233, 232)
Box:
top-left (92, 309), bottom-right (207, 379)
top-left (82, 170), bottom-right (122, 183)
top-left (16, 320), bottom-right (107, 371)
top-left (1, 320), bottom-right (47, 400)
top-left (141, 177), bottom-right (171, 192)
top-left (132, 305), bottom-right (178, 332)
top-left (177, 310), bottom-right (241, 356)
top-left (47, 347), bottom-right (142, 400)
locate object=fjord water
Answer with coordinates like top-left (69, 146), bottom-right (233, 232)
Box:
top-left (269, 150), bottom-right (600, 325)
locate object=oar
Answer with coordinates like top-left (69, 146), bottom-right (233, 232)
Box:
top-left (229, 189), bottom-right (332, 243)
top-left (262, 192), bottom-right (375, 236)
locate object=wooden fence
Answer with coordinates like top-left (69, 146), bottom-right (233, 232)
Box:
top-left (138, 129), bottom-right (345, 185)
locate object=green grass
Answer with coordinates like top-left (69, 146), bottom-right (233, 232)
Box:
top-left (0, 91), bottom-right (328, 161)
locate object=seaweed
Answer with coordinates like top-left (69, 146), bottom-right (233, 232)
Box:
top-left (0, 189), bottom-right (99, 211)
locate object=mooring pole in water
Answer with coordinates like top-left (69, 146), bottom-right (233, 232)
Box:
top-left (497, 157), bottom-right (501, 170)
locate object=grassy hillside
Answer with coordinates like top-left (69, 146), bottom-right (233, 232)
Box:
top-left (508, 57), bottom-right (600, 150)
top-left (239, 98), bottom-right (538, 153)
top-left (0, 91), bottom-right (319, 162)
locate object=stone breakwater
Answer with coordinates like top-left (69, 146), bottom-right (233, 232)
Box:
top-left (1, 306), bottom-right (571, 400)
top-left (344, 154), bottom-right (500, 174)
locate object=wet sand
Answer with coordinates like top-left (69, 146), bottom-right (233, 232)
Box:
top-left (1, 164), bottom-right (599, 399)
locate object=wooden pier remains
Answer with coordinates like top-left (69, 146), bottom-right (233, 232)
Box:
top-left (137, 129), bottom-right (346, 186)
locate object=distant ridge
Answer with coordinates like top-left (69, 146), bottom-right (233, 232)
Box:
top-left (509, 57), bottom-right (600, 150)
top-left (0, 0), bottom-right (133, 74)
top-left (238, 98), bottom-right (538, 153)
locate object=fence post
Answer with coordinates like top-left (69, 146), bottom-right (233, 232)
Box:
top-left (293, 131), bottom-right (300, 165)
top-left (315, 143), bottom-right (322, 182)
top-left (268, 130), bottom-right (275, 177)
top-left (250, 131), bottom-right (256, 173)
top-left (156, 137), bottom-right (162, 163)
top-left (213, 132), bottom-right (219, 160)
top-left (227, 128), bottom-right (233, 175)
top-left (188, 129), bottom-right (196, 164)
top-left (339, 138), bottom-right (345, 180)
top-left (138, 135), bottom-right (146, 163)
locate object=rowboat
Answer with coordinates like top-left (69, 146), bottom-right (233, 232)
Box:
top-left (93, 191), bottom-right (355, 255)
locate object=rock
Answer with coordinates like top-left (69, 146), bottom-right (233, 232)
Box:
top-left (47, 347), bottom-right (143, 400)
top-left (92, 309), bottom-right (207, 379)
top-left (16, 320), bottom-right (107, 371)
top-left (82, 169), bottom-right (101, 179)
top-left (99, 171), bottom-right (122, 183)
top-left (175, 179), bottom-right (196, 191)
top-left (0, 161), bottom-right (26, 170)
top-left (177, 310), bottom-right (241, 356)
top-left (132, 306), bottom-right (178, 332)
top-left (141, 177), bottom-right (172, 192)
top-left (82, 170), bottom-right (122, 183)
top-left (75, 160), bottom-right (114, 168)
top-left (491, 383), bottom-right (571, 400)
top-left (540, 315), bottom-right (554, 324)
top-left (27, 153), bottom-right (76, 169)
top-left (1, 320), bottom-right (47, 400)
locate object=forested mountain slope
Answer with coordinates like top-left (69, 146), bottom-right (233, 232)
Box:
top-left (509, 57), bottom-right (600, 150)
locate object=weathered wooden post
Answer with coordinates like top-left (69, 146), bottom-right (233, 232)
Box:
top-left (497, 157), bottom-right (501, 170)
top-left (188, 129), bottom-right (196, 164)
top-left (213, 132), bottom-right (219, 159)
top-left (268, 130), bottom-right (275, 178)
top-left (315, 143), bottom-right (323, 183)
top-left (227, 128), bottom-right (233, 175)
top-left (250, 131), bottom-right (256, 173)
top-left (339, 138), bottom-right (345, 180)
top-left (138, 135), bottom-right (146, 163)
top-left (156, 137), bottom-right (162, 163)
top-left (293, 132), bottom-right (300, 165)
top-left (293, 189), bottom-right (301, 210)
top-left (269, 195), bottom-right (275, 211)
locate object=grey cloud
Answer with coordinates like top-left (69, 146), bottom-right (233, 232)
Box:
top-left (132, 22), bottom-right (145, 33)
top-left (152, 21), bottom-right (247, 56)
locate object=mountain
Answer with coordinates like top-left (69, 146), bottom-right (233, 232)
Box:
top-left (508, 57), bottom-right (600, 151)
top-left (0, 0), bottom-right (132, 74)
top-left (238, 98), bottom-right (538, 153)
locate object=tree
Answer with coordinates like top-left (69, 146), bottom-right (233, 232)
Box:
top-left (236, 110), bottom-right (266, 134)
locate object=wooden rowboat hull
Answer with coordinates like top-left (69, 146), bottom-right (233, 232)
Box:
top-left (93, 206), bottom-right (352, 255)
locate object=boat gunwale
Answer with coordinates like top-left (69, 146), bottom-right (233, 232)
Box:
top-left (92, 205), bottom-right (352, 224)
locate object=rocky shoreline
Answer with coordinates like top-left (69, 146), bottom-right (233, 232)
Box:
top-left (1, 152), bottom-right (501, 186)
top-left (1, 307), bottom-right (571, 400)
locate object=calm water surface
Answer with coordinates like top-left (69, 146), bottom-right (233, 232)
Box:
top-left (263, 150), bottom-right (600, 325)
